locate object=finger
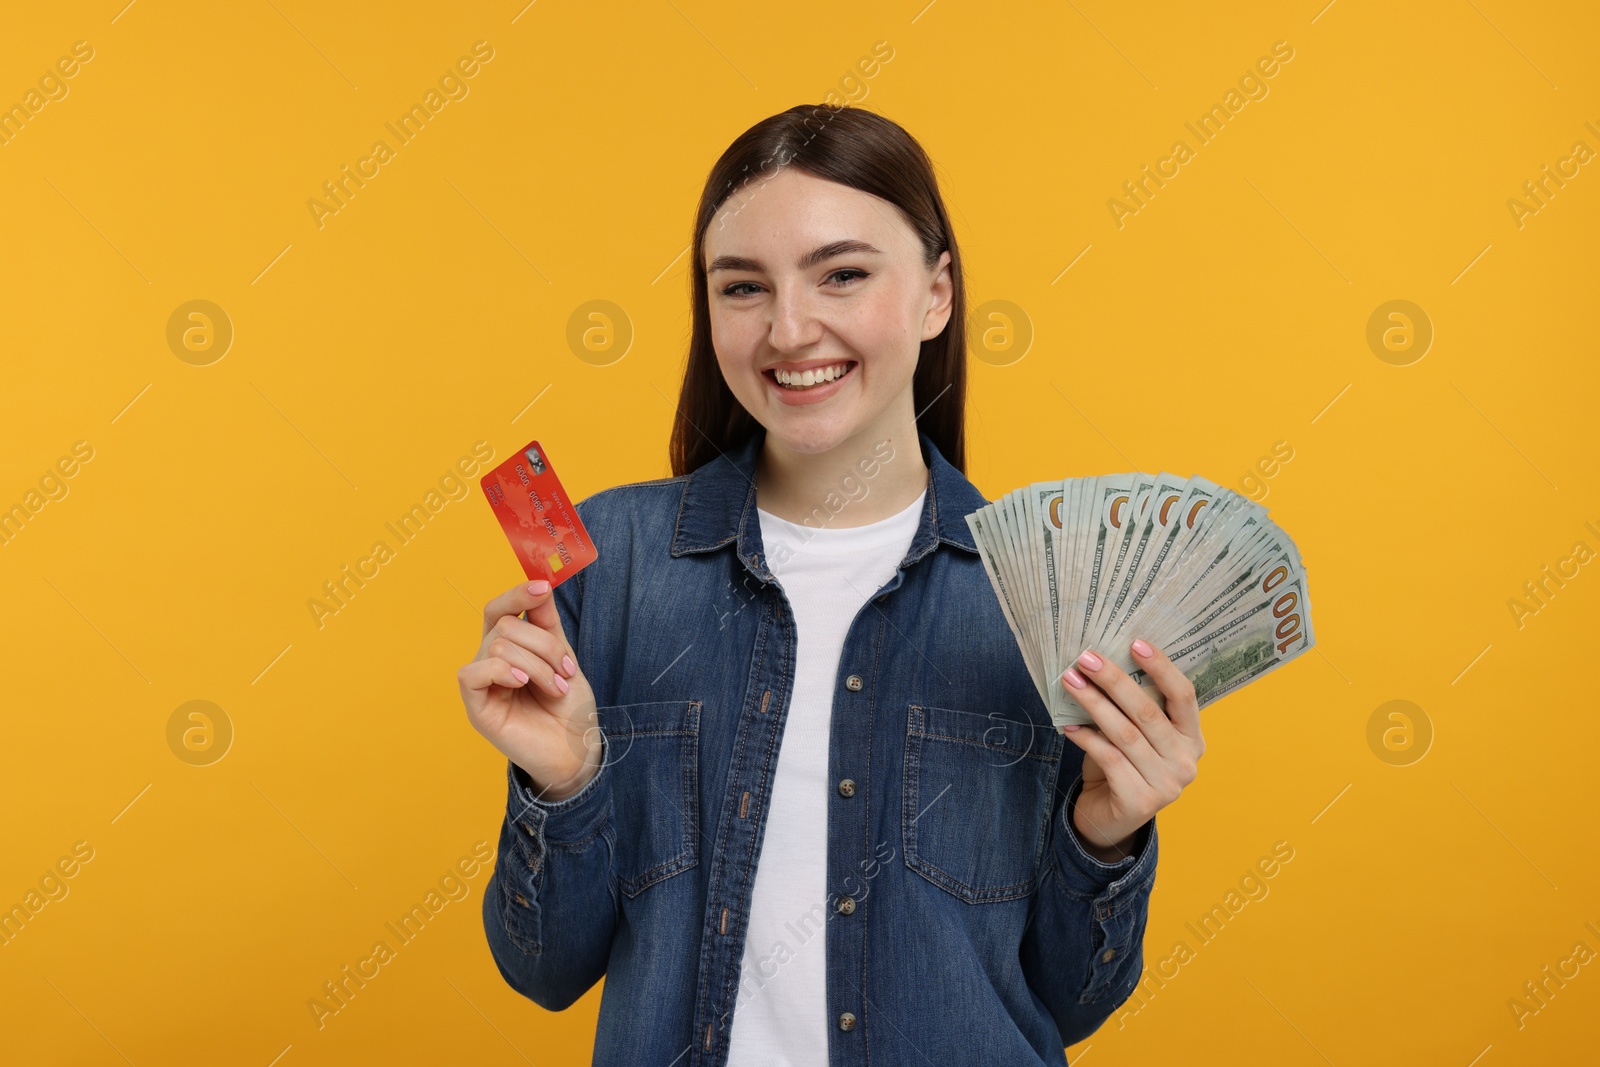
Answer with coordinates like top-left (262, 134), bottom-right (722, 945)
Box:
top-left (1060, 724), bottom-right (1153, 822)
top-left (457, 655), bottom-right (532, 696)
top-left (1071, 647), bottom-right (1184, 757)
top-left (488, 614), bottom-right (578, 681)
top-left (484, 632), bottom-right (571, 700)
top-left (520, 580), bottom-right (572, 646)
top-left (1130, 638), bottom-right (1201, 739)
top-left (1061, 661), bottom-right (1165, 783)
top-left (483, 580), bottom-right (565, 642)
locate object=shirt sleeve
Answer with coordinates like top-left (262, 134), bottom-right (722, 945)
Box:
top-left (481, 566), bottom-right (620, 1012)
top-left (1019, 766), bottom-right (1158, 1047)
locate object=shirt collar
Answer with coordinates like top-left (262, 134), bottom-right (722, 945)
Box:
top-left (670, 425), bottom-right (985, 578)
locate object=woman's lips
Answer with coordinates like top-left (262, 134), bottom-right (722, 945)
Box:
top-left (762, 361), bottom-right (857, 406)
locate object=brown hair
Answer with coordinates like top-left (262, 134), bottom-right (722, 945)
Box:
top-left (669, 103), bottom-right (968, 477)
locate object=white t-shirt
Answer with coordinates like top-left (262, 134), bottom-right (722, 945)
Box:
top-left (727, 486), bottom-right (927, 1065)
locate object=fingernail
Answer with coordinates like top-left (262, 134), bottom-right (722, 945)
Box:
top-left (554, 674), bottom-right (570, 694)
top-left (528, 580), bottom-right (551, 594)
top-left (1063, 667), bottom-right (1087, 689)
top-left (511, 667), bottom-right (529, 684)
top-left (562, 654), bottom-right (576, 677)
top-left (1065, 724), bottom-right (1081, 732)
top-left (1077, 650), bottom-right (1102, 670)
top-left (1132, 638), bottom-right (1153, 657)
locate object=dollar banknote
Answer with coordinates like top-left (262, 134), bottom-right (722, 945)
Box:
top-left (965, 473), bottom-right (1316, 728)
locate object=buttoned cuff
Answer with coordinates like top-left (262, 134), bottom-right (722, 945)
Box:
top-left (1054, 773), bottom-right (1157, 898)
top-left (505, 731), bottom-right (613, 849)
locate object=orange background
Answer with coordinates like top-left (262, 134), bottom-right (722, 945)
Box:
top-left (2, 1), bottom-right (1597, 1064)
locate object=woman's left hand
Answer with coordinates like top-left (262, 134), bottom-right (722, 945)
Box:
top-left (1059, 639), bottom-right (1204, 860)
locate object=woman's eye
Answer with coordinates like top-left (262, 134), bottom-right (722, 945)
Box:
top-left (720, 270), bottom-right (867, 297)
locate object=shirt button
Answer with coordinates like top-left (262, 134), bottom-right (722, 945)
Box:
top-left (838, 1012), bottom-right (857, 1031)
top-left (845, 674), bottom-right (863, 691)
top-left (837, 896), bottom-right (856, 915)
top-left (1101, 948), bottom-right (1117, 962)
top-left (837, 778), bottom-right (856, 798)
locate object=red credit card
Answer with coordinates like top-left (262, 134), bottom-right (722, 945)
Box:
top-left (480, 440), bottom-right (598, 587)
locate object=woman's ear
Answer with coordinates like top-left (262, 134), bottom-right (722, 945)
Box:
top-left (921, 249), bottom-right (954, 340)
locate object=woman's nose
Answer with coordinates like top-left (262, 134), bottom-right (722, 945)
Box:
top-left (767, 286), bottom-right (824, 352)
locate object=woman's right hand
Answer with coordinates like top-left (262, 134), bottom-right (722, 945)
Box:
top-left (458, 579), bottom-right (602, 803)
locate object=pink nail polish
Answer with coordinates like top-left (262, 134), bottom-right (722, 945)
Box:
top-left (511, 667), bottom-right (529, 684)
top-left (554, 674), bottom-right (570, 694)
top-left (1064, 668), bottom-right (1087, 689)
top-left (528, 580), bottom-right (550, 595)
top-left (562, 654), bottom-right (576, 677)
top-left (1078, 650), bottom-right (1102, 670)
top-left (1132, 639), bottom-right (1153, 657)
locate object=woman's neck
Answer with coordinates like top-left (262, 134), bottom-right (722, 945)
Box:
top-left (755, 425), bottom-right (930, 529)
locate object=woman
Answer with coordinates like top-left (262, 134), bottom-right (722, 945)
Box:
top-left (458, 104), bottom-right (1204, 1066)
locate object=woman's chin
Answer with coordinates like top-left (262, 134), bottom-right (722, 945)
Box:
top-left (760, 418), bottom-right (865, 458)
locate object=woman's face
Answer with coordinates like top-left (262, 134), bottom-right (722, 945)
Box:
top-left (703, 166), bottom-right (953, 457)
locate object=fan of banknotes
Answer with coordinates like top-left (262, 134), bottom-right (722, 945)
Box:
top-left (965, 473), bottom-right (1316, 729)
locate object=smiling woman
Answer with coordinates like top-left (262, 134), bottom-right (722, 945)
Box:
top-left (466, 104), bottom-right (1162, 1067)
top-left (690, 115), bottom-right (964, 524)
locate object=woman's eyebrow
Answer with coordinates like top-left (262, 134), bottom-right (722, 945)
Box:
top-left (706, 239), bottom-right (884, 274)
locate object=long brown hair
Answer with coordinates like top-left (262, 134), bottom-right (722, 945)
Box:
top-left (669, 103), bottom-right (968, 477)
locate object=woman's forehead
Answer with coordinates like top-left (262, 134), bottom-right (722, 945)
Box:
top-left (706, 173), bottom-right (908, 264)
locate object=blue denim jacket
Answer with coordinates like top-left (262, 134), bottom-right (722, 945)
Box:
top-left (482, 426), bottom-right (1158, 1065)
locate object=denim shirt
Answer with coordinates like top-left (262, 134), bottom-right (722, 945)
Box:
top-left (482, 426), bottom-right (1158, 1066)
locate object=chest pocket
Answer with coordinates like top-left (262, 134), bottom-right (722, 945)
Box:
top-left (597, 699), bottom-right (701, 898)
top-left (902, 703), bottom-right (1063, 904)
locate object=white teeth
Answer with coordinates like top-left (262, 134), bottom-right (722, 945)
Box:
top-left (774, 362), bottom-right (851, 388)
